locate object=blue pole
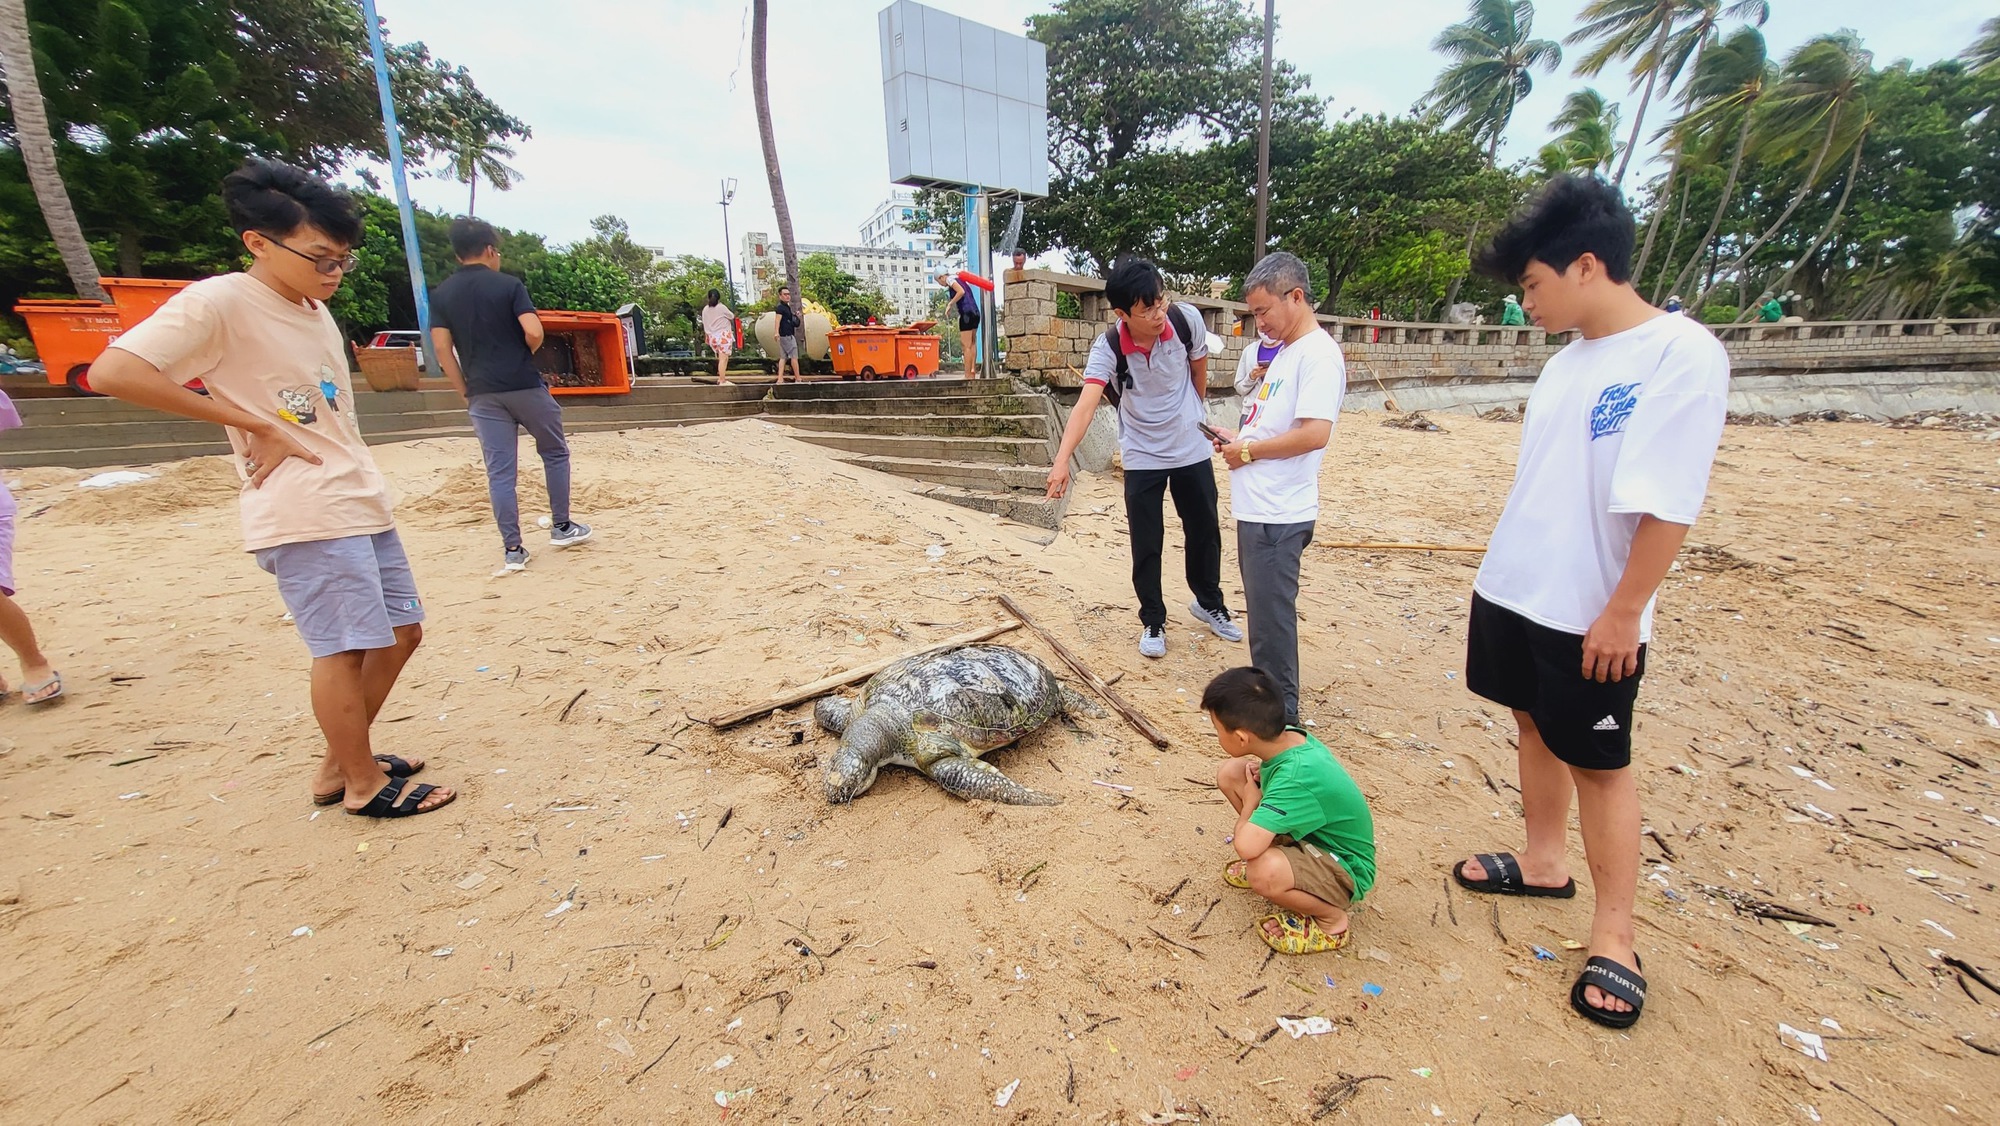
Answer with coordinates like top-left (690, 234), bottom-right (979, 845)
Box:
top-left (360, 0), bottom-right (436, 375)
top-left (962, 186), bottom-right (982, 367)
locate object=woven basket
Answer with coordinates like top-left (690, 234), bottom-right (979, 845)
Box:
top-left (357, 346), bottom-right (421, 392)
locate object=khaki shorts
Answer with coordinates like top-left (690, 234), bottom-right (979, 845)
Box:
top-left (1273, 836), bottom-right (1357, 910)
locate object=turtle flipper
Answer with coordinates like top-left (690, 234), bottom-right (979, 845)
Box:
top-left (1058, 685), bottom-right (1106, 719)
top-left (924, 752), bottom-right (1062, 806)
top-left (814, 695), bottom-right (854, 736)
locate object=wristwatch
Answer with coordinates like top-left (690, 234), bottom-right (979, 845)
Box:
top-left (1239, 442), bottom-right (1254, 465)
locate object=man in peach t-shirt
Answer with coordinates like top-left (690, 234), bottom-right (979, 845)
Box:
top-left (90, 158), bottom-right (457, 819)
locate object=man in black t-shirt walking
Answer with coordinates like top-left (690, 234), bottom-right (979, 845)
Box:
top-left (431, 218), bottom-right (592, 572)
top-left (773, 284), bottom-right (802, 384)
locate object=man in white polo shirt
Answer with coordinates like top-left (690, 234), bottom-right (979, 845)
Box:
top-left (1209, 252), bottom-right (1345, 724)
top-left (1048, 257), bottom-right (1241, 658)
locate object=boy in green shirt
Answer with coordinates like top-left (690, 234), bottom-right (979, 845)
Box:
top-left (1204, 667), bottom-right (1377, 955)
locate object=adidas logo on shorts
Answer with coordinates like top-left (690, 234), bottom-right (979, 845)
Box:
top-left (1593, 715), bottom-right (1620, 732)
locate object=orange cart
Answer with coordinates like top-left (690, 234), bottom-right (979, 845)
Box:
top-left (535, 310), bottom-right (632, 396)
top-left (13, 300), bottom-right (124, 391)
top-left (826, 326), bottom-right (900, 380)
top-left (893, 331), bottom-right (940, 378)
top-left (101, 277), bottom-right (192, 328)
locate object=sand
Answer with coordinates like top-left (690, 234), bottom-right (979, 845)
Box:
top-left (1, 413), bottom-right (1997, 1124)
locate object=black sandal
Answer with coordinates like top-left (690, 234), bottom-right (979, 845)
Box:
top-left (312, 755), bottom-right (425, 806)
top-left (1451, 852), bottom-right (1577, 898)
top-left (347, 775), bottom-right (456, 818)
top-left (1570, 954), bottom-right (1646, 1029)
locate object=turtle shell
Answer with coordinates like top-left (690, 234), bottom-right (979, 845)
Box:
top-left (855, 645), bottom-right (1063, 752)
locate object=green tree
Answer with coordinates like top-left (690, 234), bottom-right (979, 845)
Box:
top-left (443, 129), bottom-right (521, 216)
top-left (638, 254), bottom-right (729, 344)
top-left (0, 0), bottom-right (106, 300)
top-left (1659, 26), bottom-right (1774, 302)
top-left (574, 215), bottom-right (656, 290)
top-left (1539, 88), bottom-right (1623, 175)
top-left (524, 247), bottom-right (635, 314)
top-left (798, 252), bottom-right (890, 326)
top-left (1964, 15), bottom-right (2000, 75)
top-left (1424, 0), bottom-right (1562, 160)
top-left (1566, 0), bottom-right (1685, 186)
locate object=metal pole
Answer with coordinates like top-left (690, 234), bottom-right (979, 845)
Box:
top-left (1252, 0), bottom-right (1275, 266)
top-left (961, 186), bottom-right (981, 372)
top-left (976, 190), bottom-right (995, 379)
top-left (360, 0), bottom-right (436, 375)
top-left (720, 179), bottom-right (736, 302)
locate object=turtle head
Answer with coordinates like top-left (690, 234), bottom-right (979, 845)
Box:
top-left (824, 705), bottom-right (904, 804)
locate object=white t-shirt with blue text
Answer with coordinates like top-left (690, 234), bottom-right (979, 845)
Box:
top-left (1474, 312), bottom-right (1729, 641)
top-left (1230, 327), bottom-right (1346, 524)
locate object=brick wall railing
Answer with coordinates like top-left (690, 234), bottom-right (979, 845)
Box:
top-left (1001, 269), bottom-right (2000, 388)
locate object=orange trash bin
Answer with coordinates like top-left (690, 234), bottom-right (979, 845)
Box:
top-left (535, 310), bottom-right (632, 396)
top-left (13, 300), bottom-right (123, 390)
top-left (893, 332), bottom-right (940, 378)
top-left (826, 326), bottom-right (899, 380)
top-left (101, 277), bottom-right (194, 329)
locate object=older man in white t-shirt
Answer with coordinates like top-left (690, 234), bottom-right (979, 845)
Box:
top-left (1209, 252), bottom-right (1346, 723)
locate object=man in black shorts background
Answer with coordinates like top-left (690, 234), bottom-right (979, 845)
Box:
top-left (1447, 176), bottom-right (1729, 1030)
top-left (773, 285), bottom-right (801, 384)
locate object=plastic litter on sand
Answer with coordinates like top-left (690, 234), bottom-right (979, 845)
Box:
top-left (1276, 1016), bottom-right (1335, 1038)
top-left (1778, 1023), bottom-right (1830, 1062)
top-left (994, 1078), bottom-right (1021, 1107)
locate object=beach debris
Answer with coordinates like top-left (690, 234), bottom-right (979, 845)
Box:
top-left (291, 926), bottom-right (313, 938)
top-left (994, 1078), bottom-right (1021, 1107)
top-left (1277, 1016), bottom-right (1335, 1038)
top-left (1362, 983), bottom-right (1384, 997)
top-left (1922, 919), bottom-right (1957, 939)
top-left (1531, 945), bottom-right (1556, 961)
top-left (714, 1088), bottom-right (754, 1107)
top-left (1382, 411), bottom-right (1444, 432)
top-left (78, 471), bottom-right (155, 488)
top-left (713, 1054), bottom-right (734, 1070)
top-left (1091, 779), bottom-right (1135, 792)
top-left (545, 899), bottom-right (574, 919)
top-left (701, 621), bottom-right (1022, 729)
top-left (455, 872), bottom-right (488, 891)
top-left (1560, 939), bottom-right (1586, 951)
top-left (430, 946), bottom-right (453, 958)
top-left (1544, 1116), bottom-right (1584, 1126)
top-left (1411, 1067), bottom-right (1434, 1078)
top-left (118, 792), bottom-right (145, 801)
top-left (1310, 1074), bottom-right (1390, 1118)
top-left (1779, 1022), bottom-right (1830, 1062)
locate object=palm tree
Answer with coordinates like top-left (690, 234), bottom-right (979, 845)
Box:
top-left (444, 129), bottom-right (522, 216)
top-left (1566, 0), bottom-right (1682, 187)
top-left (1662, 26), bottom-right (1774, 303)
top-left (1964, 16), bottom-right (2000, 74)
top-left (751, 0), bottom-right (800, 320)
top-left (1425, 0), bottom-right (1562, 160)
top-left (1541, 88), bottom-right (1622, 175)
top-left (1692, 33), bottom-right (1874, 310)
top-left (0, 0), bottom-right (109, 301)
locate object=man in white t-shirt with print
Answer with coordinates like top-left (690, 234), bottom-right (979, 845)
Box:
top-left (1449, 175), bottom-right (1728, 1031)
top-left (1207, 252), bottom-right (1345, 724)
top-left (1048, 257), bottom-right (1241, 658)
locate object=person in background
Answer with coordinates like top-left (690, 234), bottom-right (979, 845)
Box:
top-left (1206, 252), bottom-right (1345, 725)
top-left (703, 289), bottom-right (736, 384)
top-left (1756, 292), bottom-right (1785, 323)
top-left (773, 285), bottom-right (802, 384)
top-left (1500, 294), bottom-right (1528, 326)
top-left (87, 157), bottom-right (457, 818)
top-left (1451, 174), bottom-right (1729, 1030)
top-left (942, 272), bottom-right (979, 378)
top-left (0, 386), bottom-right (62, 705)
top-left (1663, 294), bottom-right (1684, 315)
top-left (1234, 327), bottom-right (1286, 396)
top-left (430, 217), bottom-right (592, 573)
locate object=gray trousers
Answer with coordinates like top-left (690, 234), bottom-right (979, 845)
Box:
top-left (1237, 519), bottom-right (1316, 721)
top-left (468, 386), bottom-right (571, 549)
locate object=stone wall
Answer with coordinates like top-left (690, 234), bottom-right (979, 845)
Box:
top-left (1002, 268), bottom-right (2000, 390)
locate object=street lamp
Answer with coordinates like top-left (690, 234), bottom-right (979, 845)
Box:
top-left (719, 177), bottom-right (739, 302)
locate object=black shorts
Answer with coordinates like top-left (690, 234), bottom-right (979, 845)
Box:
top-left (957, 308), bottom-right (981, 332)
top-left (1465, 592), bottom-right (1646, 771)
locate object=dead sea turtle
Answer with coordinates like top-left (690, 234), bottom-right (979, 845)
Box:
top-left (814, 645), bottom-right (1102, 805)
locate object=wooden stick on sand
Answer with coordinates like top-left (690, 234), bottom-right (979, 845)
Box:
top-left (699, 621), bottom-right (1021, 729)
top-left (1320, 541), bottom-right (1487, 553)
top-left (998, 593), bottom-right (1170, 748)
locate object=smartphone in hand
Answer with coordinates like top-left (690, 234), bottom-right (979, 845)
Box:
top-left (1197, 421), bottom-right (1223, 443)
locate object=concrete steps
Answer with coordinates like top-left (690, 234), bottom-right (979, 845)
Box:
top-left (780, 430), bottom-right (1050, 465)
top-left (833, 455), bottom-right (1051, 492)
top-left (774, 412), bottom-right (1049, 439)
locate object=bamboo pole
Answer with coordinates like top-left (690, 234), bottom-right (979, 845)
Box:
top-left (699, 621), bottom-right (1021, 729)
top-left (997, 593), bottom-right (1171, 748)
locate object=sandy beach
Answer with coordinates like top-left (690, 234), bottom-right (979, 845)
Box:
top-left (1, 411), bottom-right (1996, 1124)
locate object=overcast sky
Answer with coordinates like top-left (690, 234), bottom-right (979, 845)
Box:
top-left (370, 0), bottom-right (1990, 268)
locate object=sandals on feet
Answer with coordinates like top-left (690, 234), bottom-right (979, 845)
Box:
top-left (1570, 954), bottom-right (1647, 1029)
top-left (21, 671), bottom-right (63, 705)
top-left (1451, 851), bottom-right (1577, 898)
top-left (1258, 911), bottom-right (1350, 955)
top-left (1223, 859), bottom-right (1251, 889)
top-left (346, 774), bottom-right (455, 818)
top-left (312, 754), bottom-right (426, 806)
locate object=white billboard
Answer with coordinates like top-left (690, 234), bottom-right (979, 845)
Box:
top-left (879, 1), bottom-right (1049, 197)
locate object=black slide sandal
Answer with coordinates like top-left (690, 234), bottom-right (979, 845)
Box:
top-left (347, 775), bottom-right (456, 818)
top-left (1570, 954), bottom-right (1647, 1029)
top-left (312, 754), bottom-right (426, 806)
top-left (1451, 851), bottom-right (1578, 898)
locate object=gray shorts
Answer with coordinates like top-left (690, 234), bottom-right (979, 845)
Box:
top-left (778, 334), bottom-right (799, 359)
top-left (255, 530), bottom-right (425, 658)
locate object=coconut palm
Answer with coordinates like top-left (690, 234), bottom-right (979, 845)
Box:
top-left (1661, 26), bottom-right (1774, 303)
top-left (1567, 0), bottom-right (1685, 186)
top-left (1424, 0), bottom-right (1563, 161)
top-left (1541, 88), bottom-right (1623, 175)
top-left (0, 0), bottom-right (109, 301)
top-left (443, 129), bottom-right (522, 216)
top-left (1964, 16), bottom-right (2000, 75)
top-left (751, 0), bottom-right (801, 319)
top-left (1692, 32), bottom-right (1875, 310)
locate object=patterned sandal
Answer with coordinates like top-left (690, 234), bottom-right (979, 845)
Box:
top-left (1223, 859), bottom-right (1252, 889)
top-left (1258, 911), bottom-right (1350, 955)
